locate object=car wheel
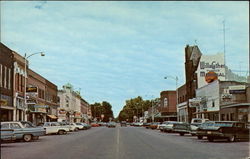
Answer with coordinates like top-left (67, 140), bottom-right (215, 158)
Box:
top-left (23, 134), bottom-right (32, 142)
top-left (197, 136), bottom-right (203, 140)
top-left (75, 128), bottom-right (79, 131)
top-left (228, 135), bottom-right (236, 142)
top-left (32, 136), bottom-right (39, 140)
top-left (58, 130), bottom-right (64, 135)
top-left (207, 136), bottom-right (214, 142)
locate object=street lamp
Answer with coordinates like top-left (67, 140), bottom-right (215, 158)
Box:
top-left (24, 52), bottom-right (45, 121)
top-left (164, 75), bottom-right (179, 121)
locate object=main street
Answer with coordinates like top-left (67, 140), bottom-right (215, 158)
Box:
top-left (1, 126), bottom-right (249, 159)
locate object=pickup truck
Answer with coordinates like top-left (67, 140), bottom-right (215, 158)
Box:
top-left (38, 122), bottom-right (70, 135)
top-left (190, 118), bottom-right (209, 136)
top-left (1, 121), bottom-right (45, 142)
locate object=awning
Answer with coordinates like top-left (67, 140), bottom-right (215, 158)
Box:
top-left (221, 103), bottom-right (250, 109)
top-left (47, 115), bottom-right (58, 119)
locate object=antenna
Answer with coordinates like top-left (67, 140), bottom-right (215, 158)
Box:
top-left (223, 20), bottom-right (226, 66)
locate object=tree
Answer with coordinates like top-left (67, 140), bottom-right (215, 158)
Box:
top-left (90, 101), bottom-right (114, 122)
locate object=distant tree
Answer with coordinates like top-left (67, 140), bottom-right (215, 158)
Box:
top-left (90, 101), bottom-right (114, 122)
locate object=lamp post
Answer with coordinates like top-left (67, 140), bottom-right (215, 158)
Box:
top-left (164, 76), bottom-right (179, 121)
top-left (24, 52), bottom-right (45, 121)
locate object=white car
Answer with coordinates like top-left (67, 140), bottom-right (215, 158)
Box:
top-left (158, 121), bottom-right (170, 130)
top-left (38, 122), bottom-right (70, 135)
top-left (72, 123), bottom-right (84, 130)
top-left (58, 122), bottom-right (77, 132)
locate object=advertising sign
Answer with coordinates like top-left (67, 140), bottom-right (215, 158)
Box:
top-left (196, 53), bottom-right (225, 88)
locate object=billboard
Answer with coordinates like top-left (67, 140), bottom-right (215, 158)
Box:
top-left (196, 53), bottom-right (225, 88)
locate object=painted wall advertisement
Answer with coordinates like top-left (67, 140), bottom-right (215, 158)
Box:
top-left (196, 53), bottom-right (225, 88)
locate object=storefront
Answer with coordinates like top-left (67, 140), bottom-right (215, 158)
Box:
top-left (220, 103), bottom-right (249, 122)
top-left (0, 95), bottom-right (14, 121)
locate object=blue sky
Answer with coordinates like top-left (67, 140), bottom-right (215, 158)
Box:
top-left (1, 1), bottom-right (249, 117)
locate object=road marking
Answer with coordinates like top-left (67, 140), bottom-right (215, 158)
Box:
top-left (116, 127), bottom-right (120, 159)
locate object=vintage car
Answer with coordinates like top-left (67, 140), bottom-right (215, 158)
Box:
top-left (196, 121), bottom-right (250, 142)
top-left (162, 121), bottom-right (182, 133)
top-left (150, 122), bottom-right (161, 129)
top-left (172, 122), bottom-right (191, 136)
top-left (59, 122), bottom-right (77, 132)
top-left (107, 122), bottom-right (116, 128)
top-left (120, 121), bottom-right (127, 127)
top-left (38, 122), bottom-right (70, 135)
top-left (1, 121), bottom-right (45, 142)
top-left (0, 128), bottom-right (16, 142)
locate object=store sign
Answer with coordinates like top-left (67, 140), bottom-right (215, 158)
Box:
top-left (26, 99), bottom-right (37, 105)
top-left (189, 98), bottom-right (201, 107)
top-left (34, 105), bottom-right (49, 108)
top-left (26, 87), bottom-right (38, 93)
top-left (229, 85), bottom-right (246, 94)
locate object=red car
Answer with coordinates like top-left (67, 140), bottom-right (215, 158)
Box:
top-left (91, 123), bottom-right (100, 127)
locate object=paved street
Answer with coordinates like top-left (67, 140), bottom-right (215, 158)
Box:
top-left (1, 126), bottom-right (249, 159)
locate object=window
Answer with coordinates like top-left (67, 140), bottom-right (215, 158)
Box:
top-left (1, 123), bottom-right (9, 128)
top-left (212, 100), bottom-right (215, 107)
top-left (8, 68), bottom-right (11, 89)
top-left (10, 123), bottom-right (21, 129)
top-left (0, 64), bottom-right (2, 87)
top-left (4, 66), bottom-right (7, 88)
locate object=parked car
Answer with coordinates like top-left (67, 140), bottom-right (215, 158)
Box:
top-left (59, 122), bottom-right (77, 132)
top-left (0, 128), bottom-right (16, 142)
top-left (91, 123), bottom-right (100, 127)
top-left (144, 123), bottom-right (152, 129)
top-left (158, 121), bottom-right (170, 131)
top-left (190, 118), bottom-right (209, 136)
top-left (162, 121), bottom-right (182, 133)
top-left (74, 123), bottom-right (86, 130)
top-left (38, 122), bottom-right (70, 135)
top-left (196, 121), bottom-right (250, 142)
top-left (1, 121), bottom-right (45, 142)
top-left (120, 121), bottom-right (127, 127)
top-left (80, 123), bottom-right (91, 130)
top-left (172, 122), bottom-right (191, 136)
top-left (150, 122), bottom-right (161, 129)
top-left (107, 122), bottom-right (116, 128)
top-left (134, 122), bottom-right (143, 127)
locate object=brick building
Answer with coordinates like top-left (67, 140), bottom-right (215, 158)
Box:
top-left (157, 91), bottom-right (177, 121)
top-left (0, 43), bottom-right (14, 121)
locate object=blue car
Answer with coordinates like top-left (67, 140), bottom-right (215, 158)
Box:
top-left (1, 121), bottom-right (46, 142)
top-left (0, 128), bottom-right (16, 142)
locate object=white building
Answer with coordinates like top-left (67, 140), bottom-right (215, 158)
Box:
top-left (57, 83), bottom-right (82, 122)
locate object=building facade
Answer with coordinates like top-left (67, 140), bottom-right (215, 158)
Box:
top-left (0, 43), bottom-right (14, 121)
top-left (194, 80), bottom-right (250, 122)
top-left (57, 83), bottom-right (82, 123)
top-left (156, 91), bottom-right (177, 121)
top-left (177, 84), bottom-right (188, 122)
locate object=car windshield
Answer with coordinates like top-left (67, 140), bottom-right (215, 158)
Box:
top-left (21, 121), bottom-right (35, 128)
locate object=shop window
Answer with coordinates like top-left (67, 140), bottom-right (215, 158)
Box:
top-left (226, 114), bottom-right (230, 121)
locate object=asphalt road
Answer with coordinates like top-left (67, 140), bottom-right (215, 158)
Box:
top-left (1, 126), bottom-right (249, 159)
